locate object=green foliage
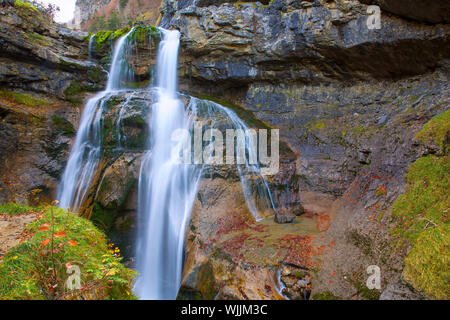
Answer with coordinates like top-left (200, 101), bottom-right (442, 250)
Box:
top-left (415, 110), bottom-right (450, 155)
top-left (107, 11), bottom-right (122, 31)
top-left (312, 291), bottom-right (341, 300)
top-left (14, 0), bottom-right (38, 11)
top-left (63, 82), bottom-right (83, 105)
top-left (391, 155), bottom-right (449, 299)
top-left (0, 90), bottom-right (48, 107)
top-left (392, 156), bottom-right (449, 242)
top-left (0, 203), bottom-right (35, 215)
top-left (0, 206), bottom-right (137, 300)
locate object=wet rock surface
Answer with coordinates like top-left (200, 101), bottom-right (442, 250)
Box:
top-left (160, 0), bottom-right (450, 299)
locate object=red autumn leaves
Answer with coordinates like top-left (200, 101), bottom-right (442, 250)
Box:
top-left (38, 222), bottom-right (77, 247)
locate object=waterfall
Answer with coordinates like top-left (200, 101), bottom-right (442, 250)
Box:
top-left (134, 29), bottom-right (194, 300)
top-left (88, 34), bottom-right (95, 59)
top-left (57, 28), bottom-right (136, 212)
top-left (134, 29), bottom-right (276, 299)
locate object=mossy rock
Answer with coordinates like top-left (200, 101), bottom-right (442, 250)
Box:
top-left (0, 90), bottom-right (49, 107)
top-left (52, 116), bottom-right (75, 137)
top-left (415, 109), bottom-right (450, 155)
top-left (391, 155), bottom-right (449, 299)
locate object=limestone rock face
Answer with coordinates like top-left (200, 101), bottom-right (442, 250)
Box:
top-left (162, 0), bottom-right (450, 85)
top-left (360, 0), bottom-right (450, 24)
top-left (159, 0), bottom-right (450, 299)
top-left (0, 4), bottom-right (102, 205)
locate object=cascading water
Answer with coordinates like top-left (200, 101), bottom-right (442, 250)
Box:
top-left (88, 34), bottom-right (95, 59)
top-left (58, 28), bottom-right (136, 212)
top-left (58, 25), bottom-right (276, 300)
top-left (134, 29), bottom-right (195, 300)
top-left (134, 29), bottom-right (276, 299)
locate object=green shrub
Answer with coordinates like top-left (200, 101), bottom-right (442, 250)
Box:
top-left (14, 0), bottom-right (38, 11)
top-left (0, 206), bottom-right (137, 300)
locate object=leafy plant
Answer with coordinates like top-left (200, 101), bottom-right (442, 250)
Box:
top-left (0, 206), bottom-right (137, 300)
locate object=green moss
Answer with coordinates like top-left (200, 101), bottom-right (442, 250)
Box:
top-left (90, 202), bottom-right (115, 232)
top-left (0, 90), bottom-right (48, 107)
top-left (415, 110), bottom-right (450, 155)
top-left (312, 291), bottom-right (341, 300)
top-left (0, 203), bottom-right (36, 215)
top-left (391, 155), bottom-right (449, 299)
top-left (25, 32), bottom-right (49, 45)
top-left (306, 119), bottom-right (326, 131)
top-left (403, 225), bottom-right (449, 300)
top-left (63, 82), bottom-right (83, 105)
top-left (93, 30), bottom-right (114, 54)
top-left (87, 67), bottom-right (106, 84)
top-left (52, 116), bottom-right (75, 138)
top-left (112, 27), bottom-right (131, 41)
top-left (349, 230), bottom-right (373, 257)
top-left (392, 156), bottom-right (449, 242)
top-left (0, 206), bottom-right (137, 300)
top-left (14, 0), bottom-right (38, 11)
top-left (95, 30), bottom-right (114, 45)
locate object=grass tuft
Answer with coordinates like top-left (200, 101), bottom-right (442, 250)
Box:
top-left (415, 110), bottom-right (450, 155)
top-left (0, 203), bottom-right (36, 215)
top-left (0, 90), bottom-right (48, 107)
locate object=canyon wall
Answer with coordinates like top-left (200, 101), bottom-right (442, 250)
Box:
top-left (0, 1), bottom-right (448, 300)
top-left (160, 0), bottom-right (450, 299)
top-left (0, 3), bottom-right (104, 205)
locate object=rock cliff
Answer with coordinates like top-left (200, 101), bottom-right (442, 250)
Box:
top-left (0, 3), bottom-right (103, 205)
top-left (159, 0), bottom-right (450, 299)
top-left (0, 0), bottom-right (448, 300)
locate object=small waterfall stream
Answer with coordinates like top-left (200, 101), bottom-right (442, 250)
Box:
top-left (134, 29), bottom-right (198, 300)
top-left (58, 28), bottom-right (136, 212)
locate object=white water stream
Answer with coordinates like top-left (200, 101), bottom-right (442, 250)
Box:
top-left (58, 28), bottom-right (135, 212)
top-left (59, 27), bottom-right (276, 300)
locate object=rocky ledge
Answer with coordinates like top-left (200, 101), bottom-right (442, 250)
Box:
top-left (158, 0), bottom-right (450, 300)
top-left (0, 3), bottom-right (104, 204)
